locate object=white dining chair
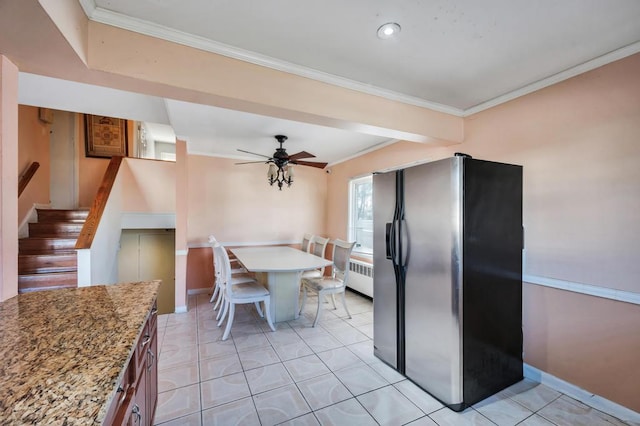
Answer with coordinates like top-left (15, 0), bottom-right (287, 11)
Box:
top-left (300, 236), bottom-right (330, 280)
top-left (209, 235), bottom-right (250, 305)
top-left (299, 239), bottom-right (356, 327)
top-left (301, 233), bottom-right (314, 253)
top-left (214, 242), bottom-right (275, 340)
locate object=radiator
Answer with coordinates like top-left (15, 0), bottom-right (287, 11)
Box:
top-left (348, 259), bottom-right (373, 298)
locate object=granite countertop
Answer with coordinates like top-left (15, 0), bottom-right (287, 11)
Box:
top-left (0, 281), bottom-right (160, 425)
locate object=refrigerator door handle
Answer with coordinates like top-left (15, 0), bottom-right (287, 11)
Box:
top-left (393, 220), bottom-right (401, 266)
top-left (385, 222), bottom-right (393, 260)
top-left (385, 220), bottom-right (400, 266)
top-left (386, 220), bottom-right (401, 266)
top-left (399, 219), bottom-right (409, 267)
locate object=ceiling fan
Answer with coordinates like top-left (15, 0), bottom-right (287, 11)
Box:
top-left (235, 135), bottom-right (328, 169)
top-left (235, 135), bottom-right (328, 189)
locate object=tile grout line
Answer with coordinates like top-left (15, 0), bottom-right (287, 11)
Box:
top-left (161, 293), bottom-right (624, 426)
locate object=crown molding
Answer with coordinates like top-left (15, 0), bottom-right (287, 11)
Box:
top-left (463, 41), bottom-right (640, 116)
top-left (77, 0), bottom-right (96, 18)
top-left (85, 6), bottom-right (463, 117)
top-left (82, 4), bottom-right (640, 122)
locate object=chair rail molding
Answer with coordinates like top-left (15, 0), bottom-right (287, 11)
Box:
top-left (188, 240), bottom-right (299, 249)
top-left (523, 274), bottom-right (639, 306)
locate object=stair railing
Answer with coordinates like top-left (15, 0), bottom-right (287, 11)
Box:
top-left (18, 161), bottom-right (40, 197)
top-left (75, 156), bottom-right (124, 250)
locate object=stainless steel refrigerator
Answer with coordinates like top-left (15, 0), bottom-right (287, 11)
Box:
top-left (373, 154), bottom-right (523, 411)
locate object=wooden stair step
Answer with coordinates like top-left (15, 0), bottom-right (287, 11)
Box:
top-left (28, 222), bottom-right (83, 238)
top-left (19, 237), bottom-right (77, 254)
top-left (18, 253), bottom-right (77, 274)
top-left (18, 271), bottom-right (77, 293)
top-left (37, 209), bottom-right (89, 222)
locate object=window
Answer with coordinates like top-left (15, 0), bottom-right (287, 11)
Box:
top-left (348, 175), bottom-right (373, 255)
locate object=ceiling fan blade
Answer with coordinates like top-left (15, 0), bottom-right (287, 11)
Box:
top-left (288, 151), bottom-right (316, 161)
top-left (234, 160), bottom-right (269, 165)
top-left (291, 160), bottom-right (328, 169)
top-left (237, 149), bottom-right (272, 159)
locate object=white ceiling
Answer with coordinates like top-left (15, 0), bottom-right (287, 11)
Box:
top-left (18, 1), bottom-right (640, 165)
top-left (83, 0), bottom-right (640, 112)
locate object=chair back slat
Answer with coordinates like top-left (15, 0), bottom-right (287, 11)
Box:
top-left (211, 238), bottom-right (221, 281)
top-left (214, 243), bottom-right (238, 297)
top-left (311, 236), bottom-right (329, 257)
top-left (311, 236), bottom-right (330, 276)
top-left (301, 233), bottom-right (314, 252)
top-left (331, 239), bottom-right (356, 284)
top-left (212, 243), bottom-right (226, 290)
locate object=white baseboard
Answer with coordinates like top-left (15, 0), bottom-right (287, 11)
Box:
top-left (187, 288), bottom-right (210, 296)
top-left (174, 305), bottom-right (188, 313)
top-left (524, 363), bottom-right (640, 423)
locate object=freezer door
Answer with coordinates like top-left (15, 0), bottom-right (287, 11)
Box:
top-left (403, 158), bottom-right (464, 407)
top-left (373, 171), bottom-right (399, 369)
top-left (461, 159), bottom-right (523, 404)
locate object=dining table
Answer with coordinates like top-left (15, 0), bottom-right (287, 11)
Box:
top-left (230, 246), bottom-right (333, 322)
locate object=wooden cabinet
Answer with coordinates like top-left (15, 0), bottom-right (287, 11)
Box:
top-left (104, 301), bottom-right (158, 426)
top-left (131, 363), bottom-right (147, 425)
top-left (146, 309), bottom-right (158, 423)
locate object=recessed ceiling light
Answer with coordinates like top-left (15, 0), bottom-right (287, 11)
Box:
top-left (377, 22), bottom-right (401, 39)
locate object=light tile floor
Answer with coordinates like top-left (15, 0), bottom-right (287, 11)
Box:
top-left (154, 292), bottom-right (632, 426)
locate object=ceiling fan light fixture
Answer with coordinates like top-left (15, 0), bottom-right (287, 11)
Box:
top-left (237, 134), bottom-right (326, 190)
top-left (267, 163), bottom-right (277, 179)
top-left (377, 22), bottom-right (401, 39)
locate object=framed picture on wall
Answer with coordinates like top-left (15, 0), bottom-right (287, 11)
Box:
top-left (84, 114), bottom-right (128, 158)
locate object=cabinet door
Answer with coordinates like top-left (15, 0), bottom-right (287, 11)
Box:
top-left (130, 366), bottom-right (147, 426)
top-left (146, 332), bottom-right (158, 424)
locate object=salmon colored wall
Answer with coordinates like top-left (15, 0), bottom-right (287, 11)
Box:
top-left (0, 55), bottom-right (19, 301)
top-left (185, 154), bottom-right (328, 292)
top-left (186, 247), bottom-right (213, 291)
top-left (121, 158), bottom-right (175, 213)
top-left (523, 284), bottom-right (640, 411)
top-left (463, 60), bottom-right (640, 293)
top-left (186, 154), bottom-right (327, 244)
top-left (18, 105), bottom-right (50, 222)
top-left (326, 53), bottom-right (640, 411)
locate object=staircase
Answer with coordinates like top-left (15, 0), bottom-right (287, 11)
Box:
top-left (18, 209), bottom-right (88, 293)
